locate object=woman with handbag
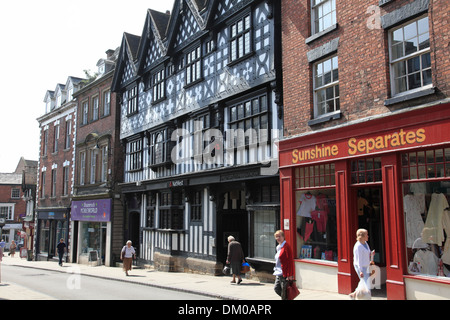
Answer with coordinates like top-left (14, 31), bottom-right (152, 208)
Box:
top-left (120, 240), bottom-right (136, 276)
top-left (273, 230), bottom-right (298, 300)
top-left (226, 236), bottom-right (245, 285)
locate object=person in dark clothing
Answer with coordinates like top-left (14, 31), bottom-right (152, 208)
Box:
top-left (226, 236), bottom-right (245, 285)
top-left (56, 238), bottom-right (67, 266)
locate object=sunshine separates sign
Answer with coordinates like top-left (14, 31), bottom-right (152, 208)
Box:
top-left (287, 121), bottom-right (447, 166)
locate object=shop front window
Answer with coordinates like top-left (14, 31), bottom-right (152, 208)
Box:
top-left (39, 220), bottom-right (50, 253)
top-left (402, 147), bottom-right (450, 278)
top-left (80, 222), bottom-right (106, 259)
top-left (295, 164), bottom-right (337, 261)
top-left (254, 210), bottom-right (277, 259)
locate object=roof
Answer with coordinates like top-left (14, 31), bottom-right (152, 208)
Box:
top-left (0, 173), bottom-right (22, 185)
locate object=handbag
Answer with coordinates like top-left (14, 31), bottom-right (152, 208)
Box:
top-left (286, 280), bottom-right (300, 300)
top-left (223, 264), bottom-right (231, 275)
top-left (241, 262), bottom-right (251, 273)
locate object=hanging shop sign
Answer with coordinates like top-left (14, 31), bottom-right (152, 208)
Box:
top-left (71, 199), bottom-right (112, 222)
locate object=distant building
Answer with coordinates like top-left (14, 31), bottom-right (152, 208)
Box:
top-left (36, 76), bottom-right (84, 261)
top-left (0, 157), bottom-right (37, 254)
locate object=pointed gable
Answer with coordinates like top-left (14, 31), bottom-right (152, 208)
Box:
top-left (166, 0), bottom-right (207, 52)
top-left (111, 32), bottom-right (141, 92)
top-left (137, 9), bottom-right (171, 72)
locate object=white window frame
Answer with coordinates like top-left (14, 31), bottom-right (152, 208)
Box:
top-left (230, 14), bottom-right (252, 63)
top-left (313, 55), bottom-right (339, 118)
top-left (388, 15), bottom-right (432, 96)
top-left (92, 96), bottom-right (99, 121)
top-left (186, 46), bottom-right (202, 85)
top-left (311, 0), bottom-right (336, 35)
top-left (0, 204), bottom-right (14, 221)
top-left (80, 151), bottom-right (86, 186)
top-left (103, 91), bottom-right (111, 116)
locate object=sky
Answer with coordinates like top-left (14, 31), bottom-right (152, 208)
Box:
top-left (0, 0), bottom-right (173, 173)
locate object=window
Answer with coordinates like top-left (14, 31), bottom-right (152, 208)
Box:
top-left (92, 96), bottom-right (99, 121)
top-left (41, 172), bottom-right (46, 198)
top-left (295, 164), bottom-right (337, 261)
top-left (191, 191), bottom-right (202, 222)
top-left (101, 146), bottom-right (108, 182)
top-left (230, 14), bottom-right (252, 62)
top-left (159, 191), bottom-right (184, 230)
top-left (80, 152), bottom-right (86, 186)
top-left (127, 86), bottom-right (138, 115)
top-left (253, 210), bottom-right (277, 259)
top-left (186, 46), bottom-right (201, 85)
top-left (312, 0), bottom-right (336, 34)
top-left (65, 120), bottom-right (71, 150)
top-left (11, 188), bottom-right (20, 199)
top-left (152, 69), bottom-right (165, 102)
top-left (43, 129), bottom-right (48, 156)
top-left (0, 205), bottom-right (13, 220)
top-left (51, 169), bottom-right (57, 197)
top-left (351, 158), bottom-right (382, 184)
top-left (90, 150), bottom-right (97, 184)
top-left (314, 56), bottom-right (339, 118)
top-left (103, 91), bottom-right (111, 116)
top-left (389, 16), bottom-right (432, 95)
top-left (229, 93), bottom-right (269, 148)
top-left (53, 125), bottom-right (59, 153)
top-left (146, 192), bottom-right (156, 228)
top-left (128, 139), bottom-right (143, 172)
top-left (82, 102), bottom-right (89, 125)
top-left (401, 147), bottom-right (450, 278)
top-left (63, 166), bottom-right (69, 196)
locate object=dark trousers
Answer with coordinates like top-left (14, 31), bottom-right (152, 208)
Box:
top-left (274, 276), bottom-right (288, 300)
top-left (58, 252), bottom-right (64, 265)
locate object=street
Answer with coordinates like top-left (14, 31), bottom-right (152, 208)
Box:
top-left (0, 264), bottom-right (215, 300)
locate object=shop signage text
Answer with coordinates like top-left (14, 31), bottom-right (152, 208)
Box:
top-left (292, 127), bottom-right (427, 164)
top-left (71, 199), bottom-right (112, 222)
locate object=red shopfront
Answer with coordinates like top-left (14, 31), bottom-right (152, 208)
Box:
top-left (279, 102), bottom-right (450, 300)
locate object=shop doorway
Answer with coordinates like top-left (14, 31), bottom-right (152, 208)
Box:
top-left (129, 212), bottom-right (140, 256)
top-left (355, 186), bottom-right (386, 297)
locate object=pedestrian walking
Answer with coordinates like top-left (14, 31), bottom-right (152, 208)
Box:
top-left (56, 238), bottom-right (67, 266)
top-left (120, 240), bottom-right (136, 276)
top-left (273, 230), bottom-right (295, 300)
top-left (226, 236), bottom-right (244, 285)
top-left (9, 240), bottom-right (17, 258)
top-left (349, 228), bottom-right (375, 299)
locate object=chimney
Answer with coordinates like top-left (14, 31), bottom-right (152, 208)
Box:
top-left (166, 10), bottom-right (171, 15)
top-left (106, 49), bottom-right (115, 59)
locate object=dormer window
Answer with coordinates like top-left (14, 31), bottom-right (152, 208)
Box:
top-left (57, 93), bottom-right (62, 108)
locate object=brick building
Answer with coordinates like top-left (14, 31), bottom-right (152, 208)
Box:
top-left (71, 48), bottom-right (124, 266)
top-left (0, 172), bottom-right (26, 249)
top-left (279, 0), bottom-right (450, 299)
top-left (36, 76), bottom-right (84, 261)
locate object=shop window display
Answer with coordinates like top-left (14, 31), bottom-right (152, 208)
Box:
top-left (294, 164), bottom-right (337, 261)
top-left (402, 147), bottom-right (450, 278)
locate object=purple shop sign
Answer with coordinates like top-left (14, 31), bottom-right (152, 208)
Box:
top-left (71, 199), bottom-right (112, 222)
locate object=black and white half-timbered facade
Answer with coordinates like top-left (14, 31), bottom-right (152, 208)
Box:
top-left (112, 0), bottom-right (282, 277)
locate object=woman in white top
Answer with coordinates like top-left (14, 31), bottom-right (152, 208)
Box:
top-left (120, 240), bottom-right (136, 276)
top-left (349, 229), bottom-right (374, 299)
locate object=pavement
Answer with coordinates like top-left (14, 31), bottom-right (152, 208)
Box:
top-left (0, 255), bottom-right (384, 300)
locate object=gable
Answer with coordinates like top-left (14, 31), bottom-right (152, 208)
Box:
top-left (173, 2), bottom-right (202, 49)
top-left (111, 33), bottom-right (141, 91)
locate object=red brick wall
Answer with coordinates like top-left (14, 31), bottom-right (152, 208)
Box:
top-left (282, 0), bottom-right (450, 137)
top-left (0, 185), bottom-right (25, 222)
top-left (37, 109), bottom-right (76, 209)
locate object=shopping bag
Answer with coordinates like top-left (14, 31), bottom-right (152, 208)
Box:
top-left (355, 278), bottom-right (371, 300)
top-left (287, 280), bottom-right (300, 300)
top-left (241, 262), bottom-right (251, 273)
